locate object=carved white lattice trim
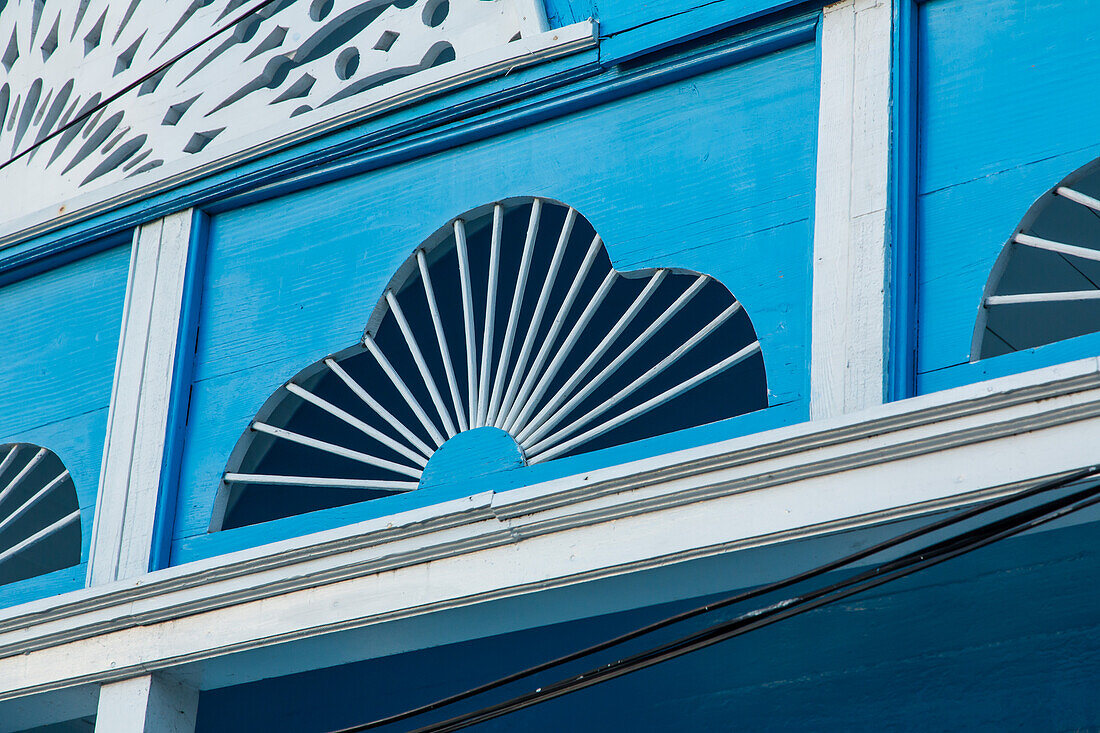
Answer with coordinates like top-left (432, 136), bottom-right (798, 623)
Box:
top-left (0, 0), bottom-right (563, 224)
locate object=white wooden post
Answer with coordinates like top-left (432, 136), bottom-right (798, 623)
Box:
top-left (95, 675), bottom-right (198, 733)
top-left (810, 0), bottom-right (893, 420)
top-left (88, 210), bottom-right (197, 585)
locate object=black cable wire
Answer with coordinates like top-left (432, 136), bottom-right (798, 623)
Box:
top-left (406, 474), bottom-right (1100, 733)
top-left (330, 465), bottom-right (1100, 733)
top-left (0, 0), bottom-right (283, 175)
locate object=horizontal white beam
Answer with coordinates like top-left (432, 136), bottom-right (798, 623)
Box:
top-left (0, 356), bottom-right (1099, 700)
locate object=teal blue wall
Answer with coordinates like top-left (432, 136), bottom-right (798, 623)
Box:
top-left (169, 36), bottom-right (820, 564)
top-left (914, 0), bottom-right (1100, 393)
top-left (0, 243), bottom-right (130, 606)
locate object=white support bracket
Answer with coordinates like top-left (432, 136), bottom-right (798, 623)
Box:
top-left (95, 675), bottom-right (198, 733)
top-left (810, 0), bottom-right (893, 419)
top-left (88, 210), bottom-right (199, 586)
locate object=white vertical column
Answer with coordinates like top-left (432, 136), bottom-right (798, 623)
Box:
top-left (810, 0), bottom-right (893, 420)
top-left (88, 209), bottom-right (197, 585)
top-left (96, 675), bottom-right (198, 733)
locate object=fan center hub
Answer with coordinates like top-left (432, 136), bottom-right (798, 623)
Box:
top-left (419, 427), bottom-right (527, 489)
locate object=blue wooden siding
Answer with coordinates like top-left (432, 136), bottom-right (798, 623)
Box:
top-left (0, 243), bottom-right (131, 606)
top-left (169, 39), bottom-right (820, 564)
top-left (915, 0), bottom-right (1100, 393)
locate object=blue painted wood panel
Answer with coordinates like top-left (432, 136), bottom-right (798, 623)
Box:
top-left (171, 40), bottom-right (819, 563)
top-left (915, 0), bottom-right (1100, 391)
top-left (0, 244), bottom-right (130, 604)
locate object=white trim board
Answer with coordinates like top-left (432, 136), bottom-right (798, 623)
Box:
top-left (89, 210), bottom-right (197, 586)
top-left (810, 0), bottom-right (891, 419)
top-left (0, 356), bottom-right (1098, 700)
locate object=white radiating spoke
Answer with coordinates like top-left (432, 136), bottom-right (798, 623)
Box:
top-left (487, 199), bottom-right (542, 425)
top-left (454, 220), bottom-right (479, 429)
top-left (497, 268), bottom-right (616, 429)
top-left (477, 205), bottom-right (504, 427)
top-left (385, 291), bottom-right (459, 438)
top-left (496, 207), bottom-right (578, 428)
top-left (518, 275), bottom-right (710, 445)
top-left (285, 383), bottom-right (429, 467)
top-left (500, 233), bottom-right (605, 433)
top-left (417, 250), bottom-right (468, 433)
top-left (0, 447), bottom-right (47, 510)
top-left (1014, 233), bottom-right (1100, 263)
top-left (986, 291), bottom-right (1100, 305)
top-left (252, 422), bottom-right (423, 480)
top-left (323, 358), bottom-right (434, 459)
top-left (0, 470), bottom-right (69, 536)
top-left (505, 270), bottom-right (667, 435)
top-left (363, 336), bottom-right (446, 448)
top-left (0, 445), bottom-right (20, 482)
top-left (524, 301), bottom-right (743, 456)
top-left (530, 341), bottom-right (762, 463)
top-left (975, 161), bottom-right (1100, 360)
top-left (1057, 186), bottom-right (1100, 214)
top-left (224, 474), bottom-right (418, 492)
top-left (0, 509), bottom-right (80, 567)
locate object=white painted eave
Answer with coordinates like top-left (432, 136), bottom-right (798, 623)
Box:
top-left (1, 356), bottom-right (1100, 700)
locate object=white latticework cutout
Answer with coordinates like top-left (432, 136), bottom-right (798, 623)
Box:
top-left (0, 443), bottom-right (80, 585)
top-left (974, 158), bottom-right (1100, 359)
top-left (0, 0), bottom-right (543, 219)
top-left (214, 198), bottom-right (767, 530)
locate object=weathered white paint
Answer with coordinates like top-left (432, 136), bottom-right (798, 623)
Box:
top-left (3, 356), bottom-right (1099, 701)
top-left (95, 675), bottom-right (197, 733)
top-left (88, 210), bottom-right (196, 586)
top-left (810, 0), bottom-right (892, 419)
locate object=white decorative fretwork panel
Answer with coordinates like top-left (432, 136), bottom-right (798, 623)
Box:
top-left (0, 0), bottom-right (556, 222)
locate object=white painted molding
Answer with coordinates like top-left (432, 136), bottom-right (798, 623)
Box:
top-left (95, 675), bottom-right (198, 733)
top-left (810, 0), bottom-right (892, 419)
top-left (88, 210), bottom-right (197, 586)
top-left (2, 355), bottom-right (1100, 700)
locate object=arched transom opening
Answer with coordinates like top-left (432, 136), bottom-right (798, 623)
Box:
top-left (214, 197), bottom-right (767, 530)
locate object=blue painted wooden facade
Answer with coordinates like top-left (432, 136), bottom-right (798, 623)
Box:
top-left (0, 0), bottom-right (1095, 608)
top-left (0, 240), bottom-right (130, 606)
top-left (0, 0), bottom-right (1097, 729)
top-left (913, 0), bottom-right (1100, 392)
top-left (169, 32), bottom-right (819, 563)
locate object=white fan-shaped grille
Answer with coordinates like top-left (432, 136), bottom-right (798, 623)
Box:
top-left (974, 157), bottom-right (1100, 359)
top-left (215, 198), bottom-right (766, 530)
top-left (0, 443), bottom-right (80, 585)
top-left (0, 0), bottom-right (530, 216)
